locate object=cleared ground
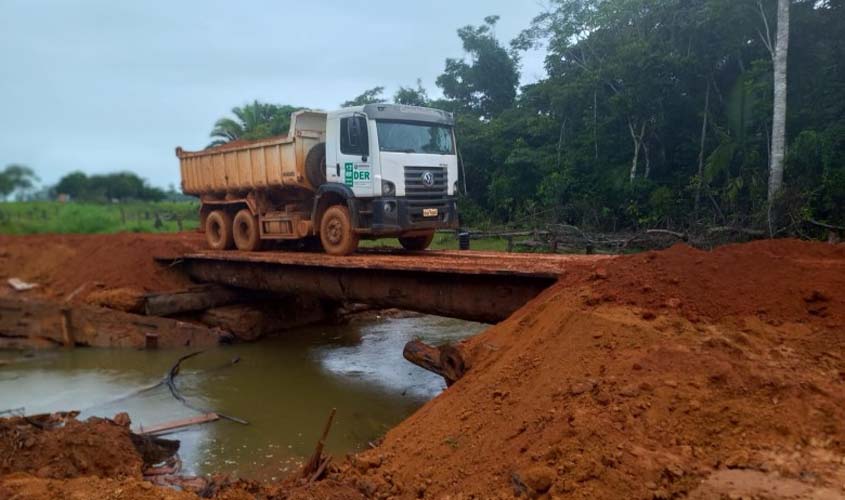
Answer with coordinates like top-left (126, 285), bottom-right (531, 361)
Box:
top-left (1, 234), bottom-right (844, 499)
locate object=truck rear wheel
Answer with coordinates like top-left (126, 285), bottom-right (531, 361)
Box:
top-left (233, 209), bottom-right (262, 251)
top-left (399, 232), bottom-right (435, 251)
top-left (205, 210), bottom-right (234, 250)
top-left (319, 205), bottom-right (359, 256)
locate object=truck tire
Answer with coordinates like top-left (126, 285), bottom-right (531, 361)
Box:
top-left (319, 205), bottom-right (359, 256)
top-left (205, 210), bottom-right (234, 250)
top-left (233, 209), bottom-right (262, 251)
top-left (399, 232), bottom-right (435, 251)
top-left (305, 143), bottom-right (327, 189)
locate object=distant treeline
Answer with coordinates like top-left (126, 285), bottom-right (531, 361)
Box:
top-left (0, 164), bottom-right (188, 203)
top-left (53, 171), bottom-right (169, 202)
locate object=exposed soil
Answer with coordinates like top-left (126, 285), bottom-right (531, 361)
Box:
top-left (1, 236), bottom-right (844, 499)
top-left (0, 413), bottom-right (143, 480)
top-left (0, 232), bottom-right (204, 301)
top-left (307, 239), bottom-right (845, 498)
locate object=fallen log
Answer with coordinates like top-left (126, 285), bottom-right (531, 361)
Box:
top-left (403, 340), bottom-right (467, 386)
top-left (143, 285), bottom-right (243, 317)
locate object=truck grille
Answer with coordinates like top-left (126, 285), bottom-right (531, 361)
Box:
top-left (404, 166), bottom-right (448, 222)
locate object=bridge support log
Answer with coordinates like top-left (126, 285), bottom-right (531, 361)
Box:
top-left (143, 285), bottom-right (243, 317)
top-left (179, 259), bottom-right (555, 323)
top-left (403, 340), bottom-right (467, 386)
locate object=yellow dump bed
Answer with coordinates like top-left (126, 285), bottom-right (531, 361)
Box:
top-left (176, 110), bottom-right (326, 195)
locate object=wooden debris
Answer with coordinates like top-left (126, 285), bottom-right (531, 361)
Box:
top-left (137, 413), bottom-right (220, 435)
top-left (0, 295), bottom-right (228, 349)
top-left (302, 408), bottom-right (336, 481)
top-left (403, 340), bottom-right (467, 386)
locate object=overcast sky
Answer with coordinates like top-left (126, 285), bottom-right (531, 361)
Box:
top-left (0, 0), bottom-right (547, 189)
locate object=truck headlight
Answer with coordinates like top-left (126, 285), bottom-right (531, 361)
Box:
top-left (382, 180), bottom-right (395, 196)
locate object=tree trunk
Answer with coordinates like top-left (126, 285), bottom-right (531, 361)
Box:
top-left (594, 90), bottom-right (599, 160)
top-left (556, 117), bottom-right (567, 170)
top-left (628, 120), bottom-right (646, 182)
top-left (768, 0), bottom-right (789, 203)
top-left (694, 79), bottom-right (711, 214)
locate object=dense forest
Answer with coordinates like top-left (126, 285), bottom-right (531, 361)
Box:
top-left (211, 0), bottom-right (844, 235)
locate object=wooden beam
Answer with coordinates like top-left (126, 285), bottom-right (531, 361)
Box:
top-left (143, 285), bottom-right (243, 317)
top-left (137, 413), bottom-right (220, 435)
top-left (0, 295), bottom-right (227, 349)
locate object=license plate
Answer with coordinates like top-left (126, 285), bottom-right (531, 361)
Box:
top-left (422, 208), bottom-right (439, 217)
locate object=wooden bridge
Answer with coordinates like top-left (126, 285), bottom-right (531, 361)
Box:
top-left (166, 249), bottom-right (607, 323)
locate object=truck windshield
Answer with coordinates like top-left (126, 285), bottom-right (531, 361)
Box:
top-left (376, 121), bottom-right (455, 155)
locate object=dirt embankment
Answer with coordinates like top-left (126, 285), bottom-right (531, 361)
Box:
top-left (315, 239), bottom-right (845, 498)
top-left (0, 232), bottom-right (203, 302)
top-left (1, 238), bottom-right (844, 499)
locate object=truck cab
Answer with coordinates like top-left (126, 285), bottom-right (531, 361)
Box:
top-left (320, 104), bottom-right (459, 247)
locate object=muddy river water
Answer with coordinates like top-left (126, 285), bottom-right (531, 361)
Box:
top-left (0, 314), bottom-right (484, 479)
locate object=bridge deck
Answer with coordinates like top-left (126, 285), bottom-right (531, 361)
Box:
top-left (177, 249), bottom-right (609, 278)
top-left (168, 250), bottom-right (611, 323)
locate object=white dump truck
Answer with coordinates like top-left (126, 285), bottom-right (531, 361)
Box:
top-left (177, 104), bottom-right (459, 255)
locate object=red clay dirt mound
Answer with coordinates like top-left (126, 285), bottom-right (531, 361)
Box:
top-left (300, 239), bottom-right (845, 499)
top-left (0, 413), bottom-right (143, 479)
top-left (577, 238), bottom-right (845, 326)
top-left (0, 232), bottom-right (203, 300)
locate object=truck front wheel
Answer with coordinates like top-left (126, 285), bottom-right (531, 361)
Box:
top-left (399, 232), bottom-right (435, 251)
top-left (319, 205), bottom-right (359, 256)
top-left (205, 210), bottom-right (234, 250)
top-left (233, 209), bottom-right (262, 251)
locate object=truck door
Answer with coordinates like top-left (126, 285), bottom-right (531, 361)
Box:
top-left (334, 113), bottom-right (375, 197)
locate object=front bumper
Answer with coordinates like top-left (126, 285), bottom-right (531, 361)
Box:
top-left (360, 196), bottom-right (459, 235)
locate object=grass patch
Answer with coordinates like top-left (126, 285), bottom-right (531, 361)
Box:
top-left (0, 202), bottom-right (555, 255)
top-left (0, 201), bottom-right (200, 235)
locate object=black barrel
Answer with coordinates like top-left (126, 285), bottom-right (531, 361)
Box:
top-left (458, 232), bottom-right (470, 250)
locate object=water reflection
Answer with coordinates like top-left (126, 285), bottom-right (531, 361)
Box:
top-left (0, 313), bottom-right (483, 478)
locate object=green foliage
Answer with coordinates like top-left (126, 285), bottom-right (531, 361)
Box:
top-left (0, 201), bottom-right (199, 235)
top-left (394, 79), bottom-right (430, 106)
top-left (436, 15), bottom-right (519, 118)
top-left (55, 171), bottom-right (164, 202)
top-left (341, 87), bottom-right (386, 107)
top-left (449, 1), bottom-right (845, 233)
top-left (191, 2), bottom-right (844, 235)
top-left (0, 164), bottom-right (38, 200)
top-left (209, 100), bottom-right (302, 147)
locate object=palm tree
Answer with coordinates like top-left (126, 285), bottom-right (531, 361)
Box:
top-left (208, 101), bottom-right (301, 148)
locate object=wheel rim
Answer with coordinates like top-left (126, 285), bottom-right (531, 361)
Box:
top-left (236, 220), bottom-right (249, 240)
top-left (326, 217), bottom-right (344, 245)
top-left (209, 220), bottom-right (222, 243)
